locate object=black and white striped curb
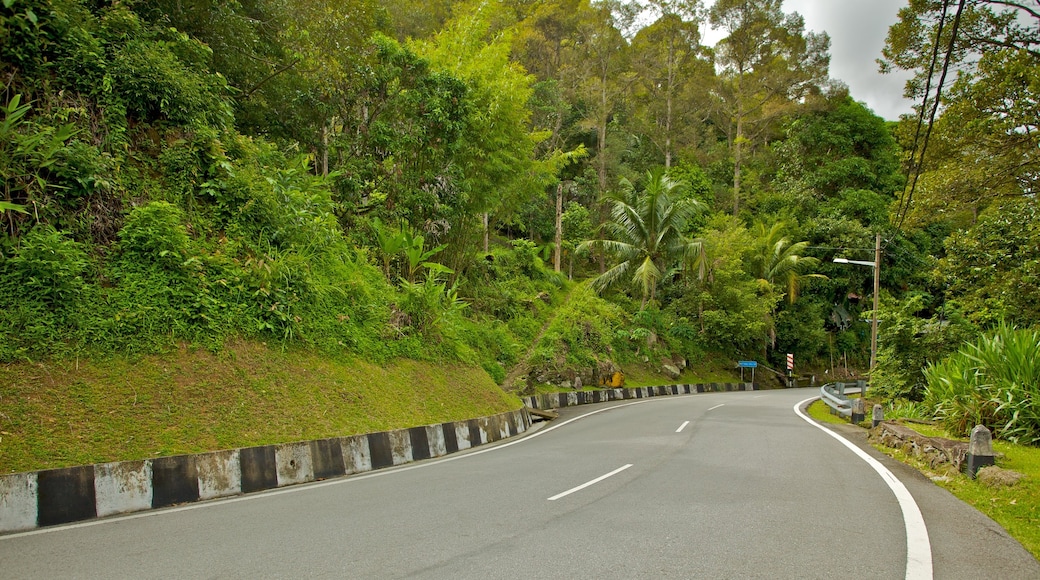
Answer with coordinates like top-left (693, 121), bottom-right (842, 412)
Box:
top-left (523, 382), bottom-right (756, 410)
top-left (0, 408), bottom-right (530, 534)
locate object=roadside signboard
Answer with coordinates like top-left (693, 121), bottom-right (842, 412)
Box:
top-left (738, 361), bottom-right (757, 382)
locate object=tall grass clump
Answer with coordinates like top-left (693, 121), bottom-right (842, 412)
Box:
top-left (922, 323), bottom-right (1040, 445)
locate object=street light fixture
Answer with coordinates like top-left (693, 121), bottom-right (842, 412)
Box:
top-left (833, 234), bottom-right (882, 381)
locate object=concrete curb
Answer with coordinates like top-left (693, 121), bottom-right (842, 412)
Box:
top-left (0, 408), bottom-right (531, 534)
top-left (522, 382), bottom-right (756, 410)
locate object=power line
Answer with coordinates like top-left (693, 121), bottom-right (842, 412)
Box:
top-left (806, 246), bottom-right (877, 252)
top-left (898, 1), bottom-right (950, 226)
top-left (897, 0), bottom-right (968, 230)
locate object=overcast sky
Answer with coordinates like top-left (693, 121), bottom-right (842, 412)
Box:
top-left (701, 0), bottom-right (916, 120)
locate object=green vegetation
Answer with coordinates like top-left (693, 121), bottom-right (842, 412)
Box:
top-left (922, 325), bottom-right (1040, 445)
top-left (1, 0), bottom-right (1039, 474)
top-left (952, 441), bottom-right (1040, 559)
top-left (806, 399), bottom-right (850, 426)
top-left (0, 342), bottom-right (519, 473)
top-left (808, 399), bottom-right (1040, 559)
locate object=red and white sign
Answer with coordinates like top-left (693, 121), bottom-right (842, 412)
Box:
top-left (786, 353), bottom-right (794, 371)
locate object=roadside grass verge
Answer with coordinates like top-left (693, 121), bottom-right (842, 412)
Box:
top-left (806, 399), bottom-right (1040, 560)
top-left (879, 429), bottom-right (1040, 561)
top-left (806, 398), bottom-right (850, 425)
top-left (0, 341), bottom-right (520, 474)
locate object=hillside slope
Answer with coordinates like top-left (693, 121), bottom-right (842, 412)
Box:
top-left (0, 341), bottom-right (520, 474)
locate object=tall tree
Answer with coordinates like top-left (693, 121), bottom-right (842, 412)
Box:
top-left (416, 0), bottom-right (546, 259)
top-left (773, 94), bottom-right (902, 204)
top-left (881, 0), bottom-right (1040, 225)
top-left (133, 0), bottom-right (380, 156)
top-left (514, 0), bottom-right (586, 156)
top-left (629, 3), bottom-right (713, 169)
top-left (338, 35), bottom-right (469, 227)
top-left (575, 0), bottom-right (636, 201)
top-left (708, 0), bottom-right (830, 215)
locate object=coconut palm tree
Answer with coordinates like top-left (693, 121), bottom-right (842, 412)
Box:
top-left (750, 220), bottom-right (825, 304)
top-left (749, 220), bottom-right (826, 350)
top-left (581, 169), bottom-right (703, 308)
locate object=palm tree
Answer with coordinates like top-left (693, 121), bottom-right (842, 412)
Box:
top-left (750, 220), bottom-right (825, 304)
top-left (749, 220), bottom-right (826, 349)
top-left (581, 169), bottom-right (703, 308)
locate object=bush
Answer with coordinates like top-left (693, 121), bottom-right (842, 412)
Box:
top-left (1, 224), bottom-right (89, 306)
top-left (110, 25), bottom-right (232, 128)
top-left (0, 225), bottom-right (94, 359)
top-left (872, 293), bottom-right (977, 401)
top-left (922, 324), bottom-right (1040, 445)
top-left (529, 282), bottom-right (631, 374)
top-left (117, 201), bottom-right (190, 268)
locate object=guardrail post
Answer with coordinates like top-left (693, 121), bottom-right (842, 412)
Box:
top-left (871, 404), bottom-right (884, 428)
top-left (856, 379), bottom-right (866, 397)
top-left (851, 398), bottom-right (866, 423)
top-left (837, 382), bottom-right (846, 397)
top-left (964, 425), bottom-right (995, 478)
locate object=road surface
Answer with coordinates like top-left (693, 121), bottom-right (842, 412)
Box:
top-left (2, 388), bottom-right (1037, 578)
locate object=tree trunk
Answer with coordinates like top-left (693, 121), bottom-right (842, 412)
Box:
top-left (482, 212), bottom-right (489, 253)
top-left (554, 182), bottom-right (563, 273)
top-left (321, 123), bottom-right (330, 177)
top-left (732, 111), bottom-right (743, 216)
top-left (665, 36), bottom-right (675, 170)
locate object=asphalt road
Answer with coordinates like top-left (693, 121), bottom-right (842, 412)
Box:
top-left (2, 388), bottom-right (1038, 579)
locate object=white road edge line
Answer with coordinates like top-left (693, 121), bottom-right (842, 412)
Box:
top-left (676, 421), bottom-right (690, 433)
top-left (707, 404), bottom-right (725, 411)
top-left (547, 464), bottom-right (633, 501)
top-left (9, 393), bottom-right (745, 539)
top-left (1, 398), bottom-right (667, 540)
top-left (794, 397), bottom-right (933, 580)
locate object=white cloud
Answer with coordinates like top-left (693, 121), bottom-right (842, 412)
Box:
top-left (700, 0), bottom-right (916, 120)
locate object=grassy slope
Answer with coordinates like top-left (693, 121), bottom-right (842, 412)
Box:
top-left (0, 341), bottom-right (520, 474)
top-left (623, 353), bottom-right (744, 387)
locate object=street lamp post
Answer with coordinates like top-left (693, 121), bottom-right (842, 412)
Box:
top-left (834, 233), bottom-right (882, 379)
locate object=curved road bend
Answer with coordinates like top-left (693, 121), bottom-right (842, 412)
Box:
top-left (1, 388), bottom-right (1037, 579)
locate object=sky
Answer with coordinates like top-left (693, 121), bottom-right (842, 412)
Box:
top-left (701, 0), bottom-right (916, 120)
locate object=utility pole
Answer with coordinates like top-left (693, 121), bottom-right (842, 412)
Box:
top-left (870, 233), bottom-right (881, 373)
top-left (833, 233), bottom-right (882, 384)
top-left (554, 182), bottom-right (563, 273)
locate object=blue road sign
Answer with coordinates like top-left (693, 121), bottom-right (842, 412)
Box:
top-left (738, 361), bottom-right (757, 368)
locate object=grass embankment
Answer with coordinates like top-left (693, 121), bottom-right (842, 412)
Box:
top-left (806, 399), bottom-right (1040, 560)
top-left (624, 355), bottom-right (744, 387)
top-left (0, 341), bottom-right (521, 474)
top-left (522, 354), bottom-right (747, 395)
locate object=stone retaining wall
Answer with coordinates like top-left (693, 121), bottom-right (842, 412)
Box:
top-left (868, 421), bottom-right (968, 472)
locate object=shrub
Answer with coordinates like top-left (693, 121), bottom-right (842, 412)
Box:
top-left (0, 225), bottom-right (94, 359)
top-left (529, 282), bottom-right (631, 374)
top-left (2, 224), bottom-right (89, 306)
top-left (922, 323), bottom-right (1040, 445)
top-left (117, 201), bottom-right (190, 269)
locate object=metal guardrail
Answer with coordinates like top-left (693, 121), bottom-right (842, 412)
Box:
top-left (820, 381), bottom-right (866, 418)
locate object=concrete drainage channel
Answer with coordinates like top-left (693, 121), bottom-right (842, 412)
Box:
top-left (0, 382), bottom-right (754, 535)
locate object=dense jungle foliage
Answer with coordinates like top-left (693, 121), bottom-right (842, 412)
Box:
top-left (1, 0), bottom-right (1038, 440)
